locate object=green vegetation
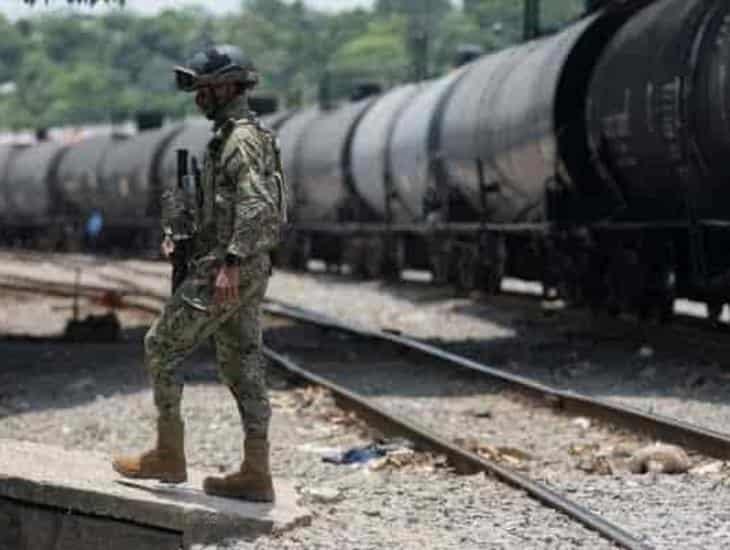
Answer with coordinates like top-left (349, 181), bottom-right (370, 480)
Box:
top-left (1, 0), bottom-right (586, 130)
top-left (22, 0), bottom-right (123, 5)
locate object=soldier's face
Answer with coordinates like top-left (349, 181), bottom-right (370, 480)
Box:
top-left (195, 84), bottom-right (236, 120)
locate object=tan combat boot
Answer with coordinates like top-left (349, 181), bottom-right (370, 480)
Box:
top-left (203, 438), bottom-right (275, 502)
top-left (112, 417), bottom-right (187, 483)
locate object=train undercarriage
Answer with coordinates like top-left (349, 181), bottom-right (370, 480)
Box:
top-left (3, 211), bottom-right (729, 327)
top-left (276, 220), bottom-right (730, 326)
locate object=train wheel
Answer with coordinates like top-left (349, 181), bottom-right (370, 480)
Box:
top-left (480, 233), bottom-right (506, 295)
top-left (481, 267), bottom-right (502, 295)
top-left (429, 238), bottom-right (451, 286)
top-left (431, 254), bottom-right (450, 285)
top-left (343, 238), bottom-right (364, 278)
top-left (455, 247), bottom-right (477, 292)
top-left (383, 237), bottom-right (405, 281)
top-left (361, 239), bottom-right (384, 280)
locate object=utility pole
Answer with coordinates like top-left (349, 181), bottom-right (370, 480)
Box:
top-left (523, 0), bottom-right (541, 41)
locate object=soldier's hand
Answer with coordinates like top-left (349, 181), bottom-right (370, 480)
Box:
top-left (214, 265), bottom-right (240, 305)
top-left (161, 236), bottom-right (176, 259)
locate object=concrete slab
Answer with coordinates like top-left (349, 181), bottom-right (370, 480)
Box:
top-left (0, 439), bottom-right (310, 548)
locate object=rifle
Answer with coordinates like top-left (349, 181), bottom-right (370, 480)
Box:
top-left (170, 149), bottom-right (194, 293)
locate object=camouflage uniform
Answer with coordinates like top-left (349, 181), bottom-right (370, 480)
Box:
top-left (150, 96), bottom-right (287, 439)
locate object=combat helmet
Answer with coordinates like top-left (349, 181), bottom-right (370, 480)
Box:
top-left (174, 45), bottom-right (259, 92)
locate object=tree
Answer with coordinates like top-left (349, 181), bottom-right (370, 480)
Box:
top-left (430, 11), bottom-right (482, 70)
top-left (22, 0), bottom-right (123, 4)
top-left (0, 16), bottom-right (24, 83)
top-left (375, 0), bottom-right (451, 16)
top-left (462, 0), bottom-right (586, 45)
top-left (374, 0), bottom-right (453, 80)
top-left (331, 16), bottom-right (409, 87)
top-left (0, 0), bottom-right (592, 131)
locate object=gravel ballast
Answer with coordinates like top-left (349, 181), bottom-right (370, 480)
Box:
top-left (0, 338), bottom-right (617, 549)
top-left (3, 252), bottom-right (730, 548)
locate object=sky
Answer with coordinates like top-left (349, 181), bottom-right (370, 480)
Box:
top-left (0, 0), bottom-right (377, 20)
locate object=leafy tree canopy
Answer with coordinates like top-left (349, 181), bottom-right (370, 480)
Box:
top-left (22, 0), bottom-right (123, 4)
top-left (2, 0), bottom-right (587, 130)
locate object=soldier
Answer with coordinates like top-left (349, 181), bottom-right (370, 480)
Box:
top-left (112, 45), bottom-right (287, 503)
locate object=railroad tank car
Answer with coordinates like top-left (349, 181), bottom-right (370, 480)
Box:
top-left (438, 10), bottom-right (635, 225)
top-left (277, 0), bottom-right (730, 317)
top-left (587, 0), bottom-right (730, 222)
top-left (281, 99), bottom-right (380, 270)
top-left (350, 83), bottom-right (420, 224)
top-left (277, 107), bottom-right (320, 222)
top-left (6, 0), bottom-right (730, 324)
top-left (583, 0), bottom-right (730, 314)
top-left (3, 141), bottom-right (68, 245)
top-left (55, 135), bottom-right (123, 224)
top-left (0, 144), bottom-right (25, 231)
top-left (261, 110), bottom-right (295, 133)
top-left (388, 68), bottom-right (472, 223)
top-left (421, 7), bottom-right (644, 288)
top-left (289, 98), bottom-right (377, 224)
top-left (158, 118), bottom-right (210, 190)
top-left (98, 124), bottom-right (184, 247)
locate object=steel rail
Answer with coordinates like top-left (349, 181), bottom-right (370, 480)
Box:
top-left (0, 278), bottom-right (163, 315)
top-left (263, 346), bottom-right (649, 550)
top-left (0, 273), bottom-right (166, 301)
top-left (104, 282), bottom-right (648, 548)
top-left (262, 299), bottom-right (730, 461)
top-left (290, 219), bottom-right (729, 234)
top-left (3, 256), bottom-right (648, 546)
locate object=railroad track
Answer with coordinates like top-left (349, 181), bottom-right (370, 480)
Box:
top-left (0, 274), bottom-right (164, 315)
top-left (263, 347), bottom-right (648, 550)
top-left (257, 300), bottom-right (730, 550)
top-left (4, 248), bottom-right (729, 357)
top-left (263, 299), bottom-right (730, 462)
top-left (7, 266), bottom-right (730, 461)
top-left (6, 264), bottom-right (730, 453)
top-left (0, 266), bottom-right (650, 547)
top-left (9, 259), bottom-right (730, 547)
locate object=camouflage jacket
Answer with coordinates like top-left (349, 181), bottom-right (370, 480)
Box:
top-left (190, 97), bottom-right (287, 267)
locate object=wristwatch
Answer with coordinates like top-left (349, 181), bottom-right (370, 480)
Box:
top-left (224, 253), bottom-right (241, 267)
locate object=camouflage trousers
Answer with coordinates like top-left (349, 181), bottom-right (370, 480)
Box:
top-left (144, 253), bottom-right (271, 439)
